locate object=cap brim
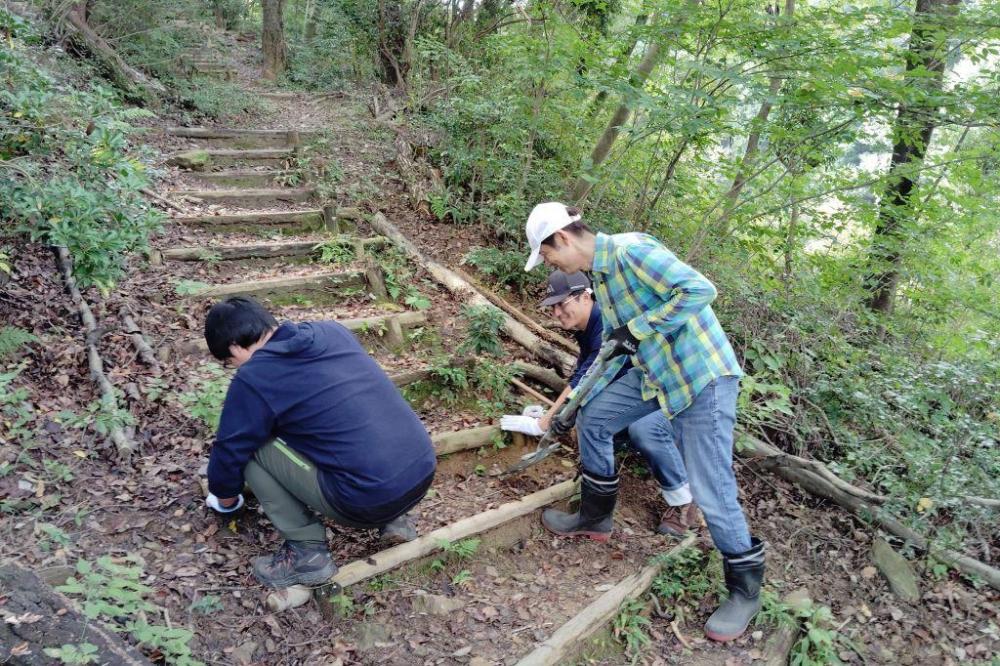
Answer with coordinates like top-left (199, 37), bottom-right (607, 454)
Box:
top-left (540, 293), bottom-right (569, 307)
top-left (524, 247), bottom-right (543, 271)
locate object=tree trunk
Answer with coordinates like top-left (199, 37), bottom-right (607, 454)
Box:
top-left (570, 36), bottom-right (662, 203)
top-left (62, 2), bottom-right (165, 105)
top-left (865, 0), bottom-right (960, 313)
top-left (585, 14), bottom-right (648, 119)
top-left (262, 0), bottom-right (287, 80)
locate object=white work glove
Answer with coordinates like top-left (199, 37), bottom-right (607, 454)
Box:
top-left (522, 404), bottom-right (546, 418)
top-left (205, 493), bottom-right (245, 514)
top-left (500, 415), bottom-right (545, 437)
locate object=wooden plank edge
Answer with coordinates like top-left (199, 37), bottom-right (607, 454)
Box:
top-left (515, 533), bottom-right (696, 666)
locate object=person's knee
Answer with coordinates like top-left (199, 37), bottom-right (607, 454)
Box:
top-left (626, 421), bottom-right (654, 454)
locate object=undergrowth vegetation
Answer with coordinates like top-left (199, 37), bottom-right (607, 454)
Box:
top-left (1, 7), bottom-right (161, 291)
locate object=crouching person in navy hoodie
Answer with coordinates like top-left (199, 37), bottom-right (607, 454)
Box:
top-left (202, 296), bottom-right (436, 588)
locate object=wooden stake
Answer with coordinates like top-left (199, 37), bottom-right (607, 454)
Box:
top-left (510, 377), bottom-right (554, 406)
top-left (322, 204), bottom-right (340, 233)
top-left (515, 534), bottom-right (696, 666)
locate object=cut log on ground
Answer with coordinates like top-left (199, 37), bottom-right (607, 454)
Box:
top-left (453, 266), bottom-right (577, 355)
top-left (121, 311), bottom-right (161, 373)
top-left (168, 187), bottom-right (316, 206)
top-left (432, 425), bottom-right (501, 455)
top-left (0, 564), bottom-right (151, 665)
top-left (738, 435), bottom-right (1000, 591)
top-left (334, 479), bottom-right (576, 587)
top-left (513, 361), bottom-right (566, 390)
top-left (515, 533), bottom-right (696, 666)
top-left (368, 212), bottom-right (575, 376)
top-left (510, 377), bottom-right (555, 406)
top-left (760, 588), bottom-right (812, 666)
top-left (54, 247), bottom-right (137, 460)
top-left (184, 271), bottom-right (366, 301)
top-left (163, 240), bottom-right (319, 262)
top-left (172, 209), bottom-right (324, 229)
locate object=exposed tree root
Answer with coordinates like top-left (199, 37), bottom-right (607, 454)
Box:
top-left (738, 435), bottom-right (1000, 591)
top-left (54, 247), bottom-right (136, 461)
top-left (121, 311), bottom-right (161, 374)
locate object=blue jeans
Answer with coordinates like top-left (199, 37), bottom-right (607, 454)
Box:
top-left (628, 411), bottom-right (691, 506)
top-left (577, 368), bottom-right (752, 555)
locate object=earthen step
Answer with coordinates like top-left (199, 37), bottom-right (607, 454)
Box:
top-left (166, 147), bottom-right (294, 169)
top-left (182, 270), bottom-right (366, 301)
top-left (168, 187), bottom-right (317, 206)
top-left (171, 209), bottom-right (325, 229)
top-left (188, 169), bottom-right (294, 188)
top-left (160, 236), bottom-right (388, 262)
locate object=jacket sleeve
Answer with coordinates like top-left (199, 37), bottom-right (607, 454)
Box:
top-left (621, 243), bottom-right (717, 340)
top-left (207, 376), bottom-right (275, 498)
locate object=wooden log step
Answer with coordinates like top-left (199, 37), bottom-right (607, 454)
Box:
top-left (334, 479), bottom-right (577, 588)
top-left (188, 169), bottom-right (293, 188)
top-left (167, 127), bottom-right (320, 141)
top-left (168, 187), bottom-right (316, 206)
top-left (172, 209), bottom-right (324, 229)
top-left (183, 270), bottom-right (366, 300)
top-left (261, 91), bottom-right (300, 101)
top-left (432, 425), bottom-right (501, 455)
top-left (515, 534), bottom-right (696, 666)
top-left (161, 236), bottom-right (389, 262)
top-left (166, 147), bottom-right (294, 169)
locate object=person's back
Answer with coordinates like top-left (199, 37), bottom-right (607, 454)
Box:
top-left (202, 297), bottom-right (435, 589)
top-left (214, 320), bottom-right (436, 524)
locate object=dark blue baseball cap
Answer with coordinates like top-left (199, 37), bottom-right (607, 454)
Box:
top-left (541, 270), bottom-right (591, 307)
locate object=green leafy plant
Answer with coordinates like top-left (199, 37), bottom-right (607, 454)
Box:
top-left (441, 538), bottom-right (480, 559)
top-left (173, 280), bottom-right (211, 296)
top-left (178, 363), bottom-right (229, 431)
top-left (459, 305), bottom-right (505, 357)
top-left (57, 557), bottom-right (203, 665)
top-left (314, 238), bottom-right (356, 265)
top-left (328, 593), bottom-right (355, 618)
top-left (44, 644), bottom-right (99, 665)
top-left (612, 598), bottom-right (652, 660)
top-left (651, 544), bottom-right (724, 623)
top-left (451, 569), bottom-right (473, 587)
top-left (462, 246), bottom-right (539, 293)
top-left (188, 595), bottom-right (223, 615)
top-left (0, 326), bottom-right (37, 360)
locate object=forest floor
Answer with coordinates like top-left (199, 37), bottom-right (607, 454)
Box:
top-left (1, 23), bottom-right (998, 666)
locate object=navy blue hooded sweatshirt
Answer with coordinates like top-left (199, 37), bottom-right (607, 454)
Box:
top-left (207, 321), bottom-right (436, 525)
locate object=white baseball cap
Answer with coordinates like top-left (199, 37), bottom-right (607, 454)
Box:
top-left (524, 202), bottom-right (581, 271)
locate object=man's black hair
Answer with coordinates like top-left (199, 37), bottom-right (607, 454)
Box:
top-left (204, 296), bottom-right (278, 361)
top-left (540, 207), bottom-right (593, 248)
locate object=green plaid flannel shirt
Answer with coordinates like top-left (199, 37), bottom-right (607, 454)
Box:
top-left (576, 232), bottom-right (743, 417)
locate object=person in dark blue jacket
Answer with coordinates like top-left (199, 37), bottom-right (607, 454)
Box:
top-left (202, 297), bottom-right (436, 588)
top-left (499, 271), bottom-right (698, 536)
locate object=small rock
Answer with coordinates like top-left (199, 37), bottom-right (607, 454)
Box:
top-left (469, 658), bottom-right (492, 666)
top-left (451, 645), bottom-right (472, 657)
top-left (356, 622), bottom-right (392, 650)
top-left (229, 641), bottom-right (257, 666)
top-left (871, 538), bottom-right (920, 603)
top-left (412, 593), bottom-right (465, 615)
top-left (751, 630), bottom-right (763, 641)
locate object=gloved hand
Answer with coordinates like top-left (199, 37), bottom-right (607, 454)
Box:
top-left (500, 415), bottom-right (545, 437)
top-left (522, 404), bottom-right (546, 419)
top-left (608, 324), bottom-right (640, 358)
top-left (206, 493), bottom-right (245, 515)
top-left (548, 412), bottom-right (576, 437)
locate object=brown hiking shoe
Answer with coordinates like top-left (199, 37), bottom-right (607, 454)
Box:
top-left (656, 503), bottom-right (701, 536)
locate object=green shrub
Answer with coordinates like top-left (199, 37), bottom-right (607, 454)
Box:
top-left (463, 246), bottom-right (540, 293)
top-left (178, 363), bottom-right (229, 432)
top-left (0, 18), bottom-right (163, 291)
top-left (458, 304), bottom-right (505, 356)
top-left (0, 326), bottom-right (36, 360)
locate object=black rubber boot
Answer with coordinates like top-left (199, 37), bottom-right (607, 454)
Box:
top-left (541, 470), bottom-right (618, 542)
top-left (705, 537), bottom-right (765, 642)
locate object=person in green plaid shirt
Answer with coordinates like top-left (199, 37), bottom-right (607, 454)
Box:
top-left (522, 201), bottom-right (765, 643)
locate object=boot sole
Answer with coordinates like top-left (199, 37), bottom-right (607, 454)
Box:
top-left (542, 522), bottom-right (611, 542)
top-left (704, 627), bottom-right (746, 643)
top-left (254, 564), bottom-right (338, 589)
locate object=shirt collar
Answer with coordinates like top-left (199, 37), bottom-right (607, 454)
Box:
top-left (591, 232), bottom-right (614, 275)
